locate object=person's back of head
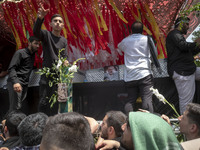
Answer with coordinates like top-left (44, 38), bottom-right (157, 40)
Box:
top-left (4, 110), bottom-right (26, 137)
top-left (131, 21), bottom-right (143, 34)
top-left (40, 112), bottom-right (95, 150)
top-left (186, 103), bottom-right (200, 136)
top-left (174, 17), bottom-right (190, 28)
top-left (174, 17), bottom-right (190, 35)
top-left (17, 112), bottom-right (48, 146)
top-left (106, 111), bottom-right (127, 138)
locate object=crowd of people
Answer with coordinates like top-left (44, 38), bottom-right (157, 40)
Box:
top-left (0, 2), bottom-right (200, 150)
top-left (0, 103), bottom-right (199, 150)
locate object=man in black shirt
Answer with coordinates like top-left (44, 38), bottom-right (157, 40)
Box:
top-left (7, 36), bottom-right (40, 113)
top-left (0, 110), bottom-right (26, 149)
top-left (166, 17), bottom-right (200, 114)
top-left (96, 111), bottom-right (126, 149)
top-left (33, 4), bottom-right (68, 116)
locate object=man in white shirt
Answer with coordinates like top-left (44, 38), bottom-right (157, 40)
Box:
top-left (118, 21), bottom-right (154, 114)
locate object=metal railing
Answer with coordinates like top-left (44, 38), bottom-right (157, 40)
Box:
top-left (170, 118), bottom-right (181, 135)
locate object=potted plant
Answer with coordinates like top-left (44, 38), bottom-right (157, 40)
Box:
top-left (37, 49), bottom-right (85, 113)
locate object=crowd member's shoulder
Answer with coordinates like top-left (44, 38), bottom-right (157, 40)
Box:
top-left (181, 138), bottom-right (200, 150)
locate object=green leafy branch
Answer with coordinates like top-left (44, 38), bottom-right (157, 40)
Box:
top-left (37, 49), bottom-right (85, 107)
top-left (180, 2), bottom-right (200, 17)
top-left (179, 3), bottom-right (200, 42)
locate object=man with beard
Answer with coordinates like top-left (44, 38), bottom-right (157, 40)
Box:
top-left (166, 17), bottom-right (200, 115)
top-left (7, 36), bottom-right (40, 113)
top-left (95, 111), bottom-right (126, 148)
top-left (96, 112), bottom-right (182, 150)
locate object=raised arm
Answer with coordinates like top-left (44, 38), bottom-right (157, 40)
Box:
top-left (170, 32), bottom-right (199, 54)
top-left (33, 4), bottom-right (49, 39)
top-left (37, 3), bottom-right (49, 20)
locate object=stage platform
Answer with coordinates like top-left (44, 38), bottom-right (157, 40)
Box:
top-left (73, 78), bottom-right (200, 120)
top-left (1, 77), bottom-right (200, 121)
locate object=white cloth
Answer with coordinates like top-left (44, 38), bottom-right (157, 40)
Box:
top-left (173, 67), bottom-right (200, 115)
top-left (118, 34), bottom-right (152, 82)
top-left (181, 138), bottom-right (200, 150)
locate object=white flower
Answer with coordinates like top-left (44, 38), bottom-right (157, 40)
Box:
top-left (56, 59), bottom-right (62, 69)
top-left (150, 87), bottom-right (166, 104)
top-left (69, 65), bottom-right (77, 72)
top-left (157, 94), bottom-right (166, 104)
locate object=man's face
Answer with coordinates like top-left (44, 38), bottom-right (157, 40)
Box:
top-left (50, 17), bottom-right (64, 32)
top-left (107, 66), bottom-right (115, 75)
top-left (181, 22), bottom-right (189, 35)
top-left (29, 40), bottom-right (40, 53)
top-left (101, 115), bottom-right (109, 139)
top-left (121, 123), bottom-right (134, 150)
top-left (179, 110), bottom-right (191, 135)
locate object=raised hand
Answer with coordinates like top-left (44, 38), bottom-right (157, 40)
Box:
top-left (37, 3), bottom-right (50, 20)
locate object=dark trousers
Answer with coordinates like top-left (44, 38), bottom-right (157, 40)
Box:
top-left (38, 76), bottom-right (58, 116)
top-left (0, 88), bottom-right (9, 120)
top-left (124, 75), bottom-right (154, 114)
top-left (7, 82), bottom-right (28, 113)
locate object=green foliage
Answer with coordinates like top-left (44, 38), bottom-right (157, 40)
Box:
top-left (192, 29), bottom-right (200, 42)
top-left (194, 58), bottom-right (200, 67)
top-left (180, 3), bottom-right (200, 17)
top-left (179, 3), bottom-right (200, 40)
top-left (176, 133), bottom-right (185, 143)
top-left (37, 49), bottom-right (85, 107)
top-left (49, 93), bottom-right (58, 108)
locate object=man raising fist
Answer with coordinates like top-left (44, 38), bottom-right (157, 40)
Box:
top-left (33, 4), bottom-right (68, 116)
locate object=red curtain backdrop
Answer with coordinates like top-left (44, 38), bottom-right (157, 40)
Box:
top-left (0, 0), bottom-right (194, 70)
